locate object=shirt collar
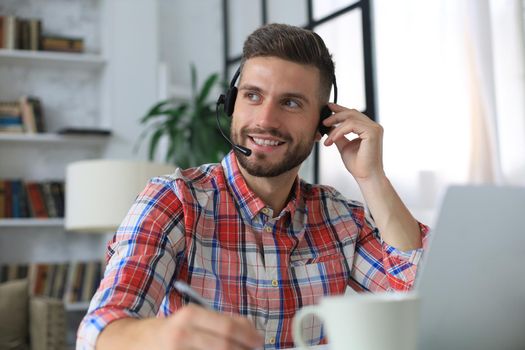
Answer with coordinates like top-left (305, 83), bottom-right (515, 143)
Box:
top-left (221, 151), bottom-right (303, 220)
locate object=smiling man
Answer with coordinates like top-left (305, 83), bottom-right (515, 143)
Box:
top-left (77, 24), bottom-right (429, 350)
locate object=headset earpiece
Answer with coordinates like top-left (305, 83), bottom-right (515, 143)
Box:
top-left (318, 105), bottom-right (332, 136)
top-left (318, 75), bottom-right (338, 136)
top-left (224, 87), bottom-right (238, 117)
top-left (218, 66), bottom-right (337, 135)
top-left (217, 68), bottom-right (241, 117)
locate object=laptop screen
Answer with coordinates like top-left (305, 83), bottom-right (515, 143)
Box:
top-left (415, 185), bottom-right (525, 350)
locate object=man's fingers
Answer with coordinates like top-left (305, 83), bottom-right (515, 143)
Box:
top-left (323, 119), bottom-right (365, 146)
top-left (175, 305), bottom-right (263, 349)
top-left (182, 326), bottom-right (256, 350)
top-left (196, 314), bottom-right (263, 348)
top-left (326, 102), bottom-right (348, 113)
top-left (323, 107), bottom-right (371, 127)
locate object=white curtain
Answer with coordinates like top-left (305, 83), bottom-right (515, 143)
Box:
top-left (463, 0), bottom-right (504, 184)
top-left (489, 0), bottom-right (525, 185)
top-left (320, 0), bottom-right (525, 225)
top-left (376, 0), bottom-right (525, 224)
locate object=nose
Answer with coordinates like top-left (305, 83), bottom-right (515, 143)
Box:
top-left (255, 100), bottom-right (281, 129)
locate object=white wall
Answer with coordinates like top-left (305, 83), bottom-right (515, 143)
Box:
top-left (102, 0), bottom-right (160, 160)
top-left (158, 0), bottom-right (223, 94)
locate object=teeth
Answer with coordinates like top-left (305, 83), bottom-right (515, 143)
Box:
top-left (253, 137), bottom-right (281, 146)
top-left (254, 138), bottom-right (279, 146)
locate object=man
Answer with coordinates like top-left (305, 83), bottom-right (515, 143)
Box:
top-left (77, 23), bottom-right (429, 350)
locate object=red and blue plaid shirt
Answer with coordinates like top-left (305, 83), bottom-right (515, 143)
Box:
top-left (77, 151), bottom-right (429, 349)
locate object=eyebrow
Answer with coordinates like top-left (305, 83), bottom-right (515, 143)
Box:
top-left (239, 84), bottom-right (311, 105)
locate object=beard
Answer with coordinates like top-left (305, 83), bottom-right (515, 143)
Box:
top-left (231, 126), bottom-right (316, 177)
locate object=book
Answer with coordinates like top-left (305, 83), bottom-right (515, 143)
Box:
top-left (50, 181), bottom-right (65, 218)
top-left (3, 16), bottom-right (17, 50)
top-left (25, 181), bottom-right (48, 218)
top-left (28, 19), bottom-right (41, 51)
top-left (92, 261), bottom-right (103, 296)
top-left (17, 19), bottom-right (30, 50)
top-left (66, 261), bottom-right (84, 303)
top-left (3, 180), bottom-right (12, 217)
top-left (81, 261), bottom-right (96, 302)
top-left (0, 16), bottom-right (4, 49)
top-left (0, 100), bottom-right (24, 134)
top-left (44, 263), bottom-right (57, 297)
top-left (0, 263), bottom-right (28, 282)
top-left (29, 97), bottom-right (45, 133)
top-left (41, 35), bottom-right (84, 53)
top-left (0, 181), bottom-right (5, 218)
top-left (64, 261), bottom-right (77, 303)
top-left (0, 115), bottom-right (24, 133)
top-left (0, 101), bottom-right (21, 116)
top-left (0, 261), bottom-right (105, 302)
top-left (19, 96), bottom-right (38, 133)
top-left (18, 180), bottom-right (30, 218)
top-left (33, 263), bottom-right (49, 295)
top-left (51, 263), bottom-right (68, 299)
top-left (74, 262), bottom-right (86, 302)
top-left (9, 179), bottom-right (27, 218)
top-left (57, 127), bottom-right (112, 136)
top-left (40, 182), bottom-right (58, 218)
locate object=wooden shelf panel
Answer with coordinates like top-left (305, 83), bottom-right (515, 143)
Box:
top-left (0, 49), bottom-right (106, 69)
top-left (0, 218), bottom-right (64, 227)
top-left (65, 302), bottom-right (90, 312)
top-left (0, 133), bottom-right (110, 146)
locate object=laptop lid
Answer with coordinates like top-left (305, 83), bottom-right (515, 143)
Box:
top-left (416, 185), bottom-right (525, 350)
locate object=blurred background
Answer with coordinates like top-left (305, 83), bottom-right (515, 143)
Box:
top-left (0, 1), bottom-right (523, 348)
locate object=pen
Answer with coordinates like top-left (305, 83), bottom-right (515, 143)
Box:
top-left (175, 281), bottom-right (263, 350)
top-left (174, 281), bottom-right (214, 310)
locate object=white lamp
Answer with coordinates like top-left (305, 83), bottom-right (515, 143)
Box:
top-left (65, 160), bottom-right (175, 233)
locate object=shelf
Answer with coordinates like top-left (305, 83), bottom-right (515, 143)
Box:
top-left (65, 302), bottom-right (90, 312)
top-left (0, 218), bottom-right (64, 228)
top-left (0, 133), bottom-right (110, 146)
top-left (0, 49), bottom-right (106, 69)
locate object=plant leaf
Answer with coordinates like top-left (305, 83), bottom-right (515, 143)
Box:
top-left (197, 73), bottom-right (219, 106)
top-left (137, 65), bottom-right (228, 167)
top-left (133, 120), bottom-right (165, 154)
top-left (140, 100), bottom-right (172, 122)
top-left (148, 128), bottom-right (165, 161)
top-left (190, 63), bottom-right (197, 101)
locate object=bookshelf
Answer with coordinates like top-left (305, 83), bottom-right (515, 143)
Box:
top-left (0, 49), bottom-right (106, 69)
top-left (65, 302), bottom-right (91, 312)
top-left (0, 133), bottom-right (109, 146)
top-left (0, 218), bottom-right (64, 228)
top-left (1, 0), bottom-right (160, 347)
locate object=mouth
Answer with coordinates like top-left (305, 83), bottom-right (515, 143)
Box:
top-left (250, 136), bottom-right (286, 147)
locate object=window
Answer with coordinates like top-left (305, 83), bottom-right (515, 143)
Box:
top-left (221, 0), bottom-right (376, 184)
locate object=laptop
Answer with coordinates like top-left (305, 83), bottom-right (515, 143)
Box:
top-left (416, 185), bottom-right (525, 350)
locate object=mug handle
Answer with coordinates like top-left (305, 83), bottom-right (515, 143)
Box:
top-left (292, 305), bottom-right (323, 350)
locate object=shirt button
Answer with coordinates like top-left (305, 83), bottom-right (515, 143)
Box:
top-left (271, 279), bottom-right (279, 287)
top-left (269, 337), bottom-right (276, 345)
top-left (265, 226), bottom-right (272, 233)
top-left (262, 208), bottom-right (270, 215)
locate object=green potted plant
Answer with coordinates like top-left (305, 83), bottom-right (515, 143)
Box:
top-left (136, 64), bottom-right (230, 169)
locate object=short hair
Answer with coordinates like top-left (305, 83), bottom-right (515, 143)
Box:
top-left (241, 23), bottom-right (335, 103)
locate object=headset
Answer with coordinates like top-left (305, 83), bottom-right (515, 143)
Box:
top-left (216, 66), bottom-right (338, 157)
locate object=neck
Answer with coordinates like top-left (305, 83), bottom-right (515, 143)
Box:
top-left (237, 162), bottom-right (299, 216)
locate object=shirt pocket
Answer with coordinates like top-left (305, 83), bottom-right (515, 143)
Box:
top-left (288, 255), bottom-right (350, 307)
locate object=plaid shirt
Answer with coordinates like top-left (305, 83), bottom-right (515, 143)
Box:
top-left (77, 151), bottom-right (429, 349)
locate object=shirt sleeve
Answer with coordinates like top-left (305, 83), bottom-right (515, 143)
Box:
top-left (348, 207), bottom-right (430, 292)
top-left (76, 176), bottom-right (186, 350)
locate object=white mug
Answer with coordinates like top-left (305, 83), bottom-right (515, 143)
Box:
top-left (293, 292), bottom-right (420, 350)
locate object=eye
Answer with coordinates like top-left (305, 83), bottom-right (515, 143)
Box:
top-left (283, 99), bottom-right (301, 109)
top-left (244, 92), bottom-right (261, 103)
